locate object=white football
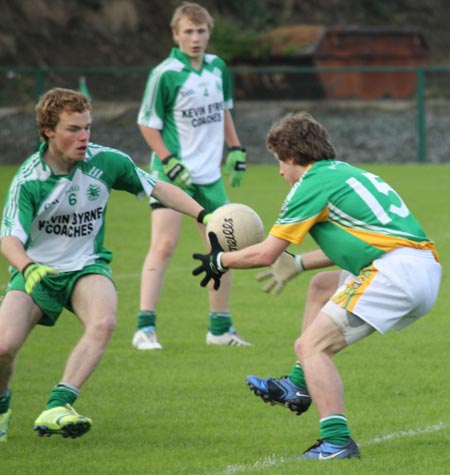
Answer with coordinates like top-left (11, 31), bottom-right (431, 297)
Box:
top-left (206, 203), bottom-right (264, 251)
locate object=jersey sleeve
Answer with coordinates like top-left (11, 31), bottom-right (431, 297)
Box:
top-left (217, 58), bottom-right (234, 110)
top-left (107, 151), bottom-right (158, 198)
top-left (269, 178), bottom-right (329, 244)
top-left (137, 68), bottom-right (167, 130)
top-left (0, 176), bottom-right (35, 243)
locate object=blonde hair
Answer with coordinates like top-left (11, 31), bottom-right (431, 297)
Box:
top-left (170, 2), bottom-right (214, 32)
top-left (36, 88), bottom-right (91, 142)
top-left (266, 112), bottom-right (336, 165)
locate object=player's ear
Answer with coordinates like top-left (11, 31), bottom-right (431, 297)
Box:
top-left (287, 156), bottom-right (296, 165)
top-left (44, 127), bottom-right (55, 140)
top-left (172, 28), bottom-right (179, 44)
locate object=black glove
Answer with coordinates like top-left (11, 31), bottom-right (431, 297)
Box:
top-left (192, 232), bottom-right (228, 290)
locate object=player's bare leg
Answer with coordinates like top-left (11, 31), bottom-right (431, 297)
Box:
top-left (0, 291), bottom-right (42, 441)
top-left (302, 270), bottom-right (342, 331)
top-left (0, 291), bottom-right (42, 393)
top-left (140, 208), bottom-right (182, 311)
top-left (246, 270), bottom-right (340, 410)
top-left (133, 208), bottom-right (182, 350)
top-left (295, 312), bottom-right (347, 418)
top-left (62, 274), bottom-right (117, 387)
top-left (34, 274), bottom-right (117, 438)
top-left (295, 312), bottom-right (361, 459)
top-left (196, 222), bottom-right (251, 346)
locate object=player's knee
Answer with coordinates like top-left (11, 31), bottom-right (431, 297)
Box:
top-left (88, 313), bottom-right (116, 340)
top-left (294, 336), bottom-right (307, 361)
top-left (294, 335), bottom-right (319, 361)
top-left (152, 236), bottom-right (178, 261)
top-left (294, 327), bottom-right (339, 361)
top-left (0, 340), bottom-right (16, 365)
top-left (307, 272), bottom-right (338, 305)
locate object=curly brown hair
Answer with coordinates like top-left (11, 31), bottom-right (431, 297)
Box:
top-left (266, 112), bottom-right (336, 165)
top-left (35, 88), bottom-right (91, 142)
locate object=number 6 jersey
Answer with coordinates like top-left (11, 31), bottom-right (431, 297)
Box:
top-left (1, 142), bottom-right (158, 272)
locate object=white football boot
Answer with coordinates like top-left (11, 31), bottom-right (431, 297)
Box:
top-left (132, 328), bottom-right (163, 350)
top-left (206, 327), bottom-right (252, 347)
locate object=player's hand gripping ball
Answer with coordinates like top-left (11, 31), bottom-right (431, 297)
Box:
top-left (206, 203), bottom-right (264, 252)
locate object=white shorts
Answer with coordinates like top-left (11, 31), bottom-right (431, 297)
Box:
top-left (327, 248), bottom-right (442, 334)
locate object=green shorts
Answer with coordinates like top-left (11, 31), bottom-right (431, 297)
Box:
top-left (150, 165), bottom-right (229, 212)
top-left (7, 261), bottom-right (114, 327)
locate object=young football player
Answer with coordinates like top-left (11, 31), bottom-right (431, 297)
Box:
top-left (192, 111), bottom-right (442, 459)
top-left (0, 87), bottom-right (210, 441)
top-left (133, 1), bottom-right (250, 350)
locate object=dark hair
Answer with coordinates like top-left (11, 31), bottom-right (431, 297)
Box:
top-left (36, 88), bottom-right (92, 142)
top-left (266, 112), bottom-right (336, 165)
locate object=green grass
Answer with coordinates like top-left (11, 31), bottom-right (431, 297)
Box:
top-left (1, 163), bottom-right (449, 474)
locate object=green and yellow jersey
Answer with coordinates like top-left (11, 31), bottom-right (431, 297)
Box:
top-left (270, 160), bottom-right (438, 274)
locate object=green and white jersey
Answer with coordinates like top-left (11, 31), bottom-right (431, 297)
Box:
top-left (137, 47), bottom-right (233, 184)
top-left (1, 142), bottom-right (157, 272)
top-left (270, 160), bottom-right (438, 274)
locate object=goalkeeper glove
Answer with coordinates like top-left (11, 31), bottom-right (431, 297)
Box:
top-left (161, 154), bottom-right (192, 190)
top-left (224, 147), bottom-right (246, 187)
top-left (196, 209), bottom-right (212, 225)
top-left (21, 262), bottom-right (58, 294)
top-left (192, 232), bottom-right (227, 290)
top-left (255, 251), bottom-right (304, 296)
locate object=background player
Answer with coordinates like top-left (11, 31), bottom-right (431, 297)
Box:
top-left (133, 2), bottom-right (249, 350)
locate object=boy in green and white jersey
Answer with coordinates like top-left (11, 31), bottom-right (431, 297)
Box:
top-left (0, 87), bottom-right (210, 441)
top-left (134, 2), bottom-right (249, 350)
top-left (193, 112), bottom-right (442, 460)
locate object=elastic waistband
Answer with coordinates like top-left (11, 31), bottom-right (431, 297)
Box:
top-left (383, 248), bottom-right (436, 260)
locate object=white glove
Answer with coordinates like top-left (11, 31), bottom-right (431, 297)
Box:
top-left (255, 251), bottom-right (304, 295)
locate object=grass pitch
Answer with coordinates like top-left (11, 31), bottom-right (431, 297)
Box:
top-left (0, 163), bottom-right (449, 475)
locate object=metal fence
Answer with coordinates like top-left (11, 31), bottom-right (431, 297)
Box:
top-left (1, 64), bottom-right (450, 164)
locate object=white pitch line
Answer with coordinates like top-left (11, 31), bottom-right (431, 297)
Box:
top-left (213, 422), bottom-right (447, 475)
top-left (360, 421), bottom-right (446, 446)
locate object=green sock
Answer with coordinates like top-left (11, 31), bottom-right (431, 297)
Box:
top-left (0, 389), bottom-right (11, 414)
top-left (45, 383), bottom-right (79, 410)
top-left (209, 311), bottom-right (232, 335)
top-left (137, 310), bottom-right (156, 330)
top-left (288, 362), bottom-right (307, 389)
top-left (320, 414), bottom-right (350, 445)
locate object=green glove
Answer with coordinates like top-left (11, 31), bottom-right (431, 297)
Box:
top-left (224, 147), bottom-right (246, 187)
top-left (22, 262), bottom-right (58, 294)
top-left (161, 154), bottom-right (192, 190)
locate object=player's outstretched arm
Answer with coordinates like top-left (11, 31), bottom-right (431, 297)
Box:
top-left (152, 180), bottom-right (208, 222)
